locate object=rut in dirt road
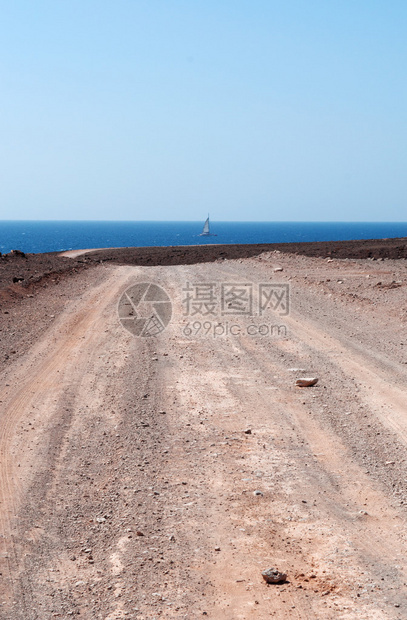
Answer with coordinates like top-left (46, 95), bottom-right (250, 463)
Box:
top-left (0, 267), bottom-right (137, 616)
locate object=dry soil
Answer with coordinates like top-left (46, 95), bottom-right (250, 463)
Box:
top-left (0, 243), bottom-right (407, 619)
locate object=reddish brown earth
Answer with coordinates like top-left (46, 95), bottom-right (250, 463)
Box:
top-left (1, 240), bottom-right (407, 618)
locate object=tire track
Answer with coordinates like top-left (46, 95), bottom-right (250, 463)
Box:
top-left (0, 266), bottom-right (138, 609)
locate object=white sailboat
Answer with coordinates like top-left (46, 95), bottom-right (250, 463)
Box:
top-left (199, 214), bottom-right (217, 237)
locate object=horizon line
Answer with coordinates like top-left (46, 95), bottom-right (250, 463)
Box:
top-left (1, 219), bottom-right (407, 224)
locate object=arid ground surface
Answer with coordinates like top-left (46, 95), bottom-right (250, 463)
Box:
top-left (1, 240), bottom-right (407, 619)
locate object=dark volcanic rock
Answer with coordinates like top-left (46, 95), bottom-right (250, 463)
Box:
top-left (84, 237), bottom-right (407, 266)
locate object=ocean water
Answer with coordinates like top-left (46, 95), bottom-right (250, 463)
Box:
top-left (1, 221), bottom-right (407, 255)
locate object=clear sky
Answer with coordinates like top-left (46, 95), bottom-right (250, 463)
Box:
top-left (1, 1), bottom-right (406, 221)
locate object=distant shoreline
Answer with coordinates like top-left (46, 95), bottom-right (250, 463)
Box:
top-left (60, 236), bottom-right (407, 265)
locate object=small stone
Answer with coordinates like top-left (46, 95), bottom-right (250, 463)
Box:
top-left (244, 429), bottom-right (252, 434)
top-left (262, 568), bottom-right (287, 584)
top-left (136, 531), bottom-right (144, 536)
top-left (274, 267), bottom-right (283, 272)
top-left (296, 377), bottom-right (318, 387)
top-left (254, 490), bottom-right (263, 496)
top-left (214, 546), bottom-right (221, 551)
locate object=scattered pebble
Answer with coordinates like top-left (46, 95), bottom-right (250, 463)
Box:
top-left (296, 377), bottom-right (318, 387)
top-left (262, 568), bottom-right (287, 584)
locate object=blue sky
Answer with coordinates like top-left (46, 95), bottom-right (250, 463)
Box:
top-left (1, 1), bottom-right (406, 221)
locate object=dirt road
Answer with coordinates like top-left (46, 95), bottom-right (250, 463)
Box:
top-left (1, 253), bottom-right (407, 618)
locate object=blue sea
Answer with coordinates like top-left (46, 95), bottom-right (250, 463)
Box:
top-left (1, 221), bottom-right (407, 255)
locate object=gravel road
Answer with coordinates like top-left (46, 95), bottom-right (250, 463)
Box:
top-left (0, 249), bottom-right (407, 618)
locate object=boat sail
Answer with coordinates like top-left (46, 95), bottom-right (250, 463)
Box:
top-left (199, 215), bottom-right (217, 237)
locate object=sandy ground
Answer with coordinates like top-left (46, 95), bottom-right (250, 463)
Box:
top-left (59, 249), bottom-right (115, 258)
top-left (1, 251), bottom-right (407, 618)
